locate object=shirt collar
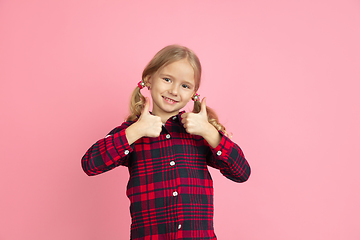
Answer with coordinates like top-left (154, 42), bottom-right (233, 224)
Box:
top-left (136, 111), bottom-right (186, 125)
top-left (162, 111), bottom-right (185, 126)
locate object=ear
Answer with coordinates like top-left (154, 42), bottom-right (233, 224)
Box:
top-left (144, 75), bottom-right (152, 89)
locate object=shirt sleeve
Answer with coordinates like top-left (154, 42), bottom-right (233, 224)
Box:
top-left (81, 121), bottom-right (134, 176)
top-left (206, 133), bottom-right (251, 183)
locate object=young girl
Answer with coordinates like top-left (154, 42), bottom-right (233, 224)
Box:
top-left (82, 45), bottom-right (251, 240)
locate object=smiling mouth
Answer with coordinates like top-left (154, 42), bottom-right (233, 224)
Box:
top-left (162, 96), bottom-right (179, 103)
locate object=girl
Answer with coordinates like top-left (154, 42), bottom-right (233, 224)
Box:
top-left (82, 45), bottom-right (251, 240)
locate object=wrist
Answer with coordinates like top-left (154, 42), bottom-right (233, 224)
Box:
top-left (202, 122), bottom-right (219, 140)
top-left (132, 121), bottom-right (146, 139)
top-left (203, 126), bottom-right (222, 148)
top-left (125, 122), bottom-right (144, 145)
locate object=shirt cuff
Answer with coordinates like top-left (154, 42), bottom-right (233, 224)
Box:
top-left (210, 133), bottom-right (234, 160)
top-left (104, 128), bottom-right (133, 166)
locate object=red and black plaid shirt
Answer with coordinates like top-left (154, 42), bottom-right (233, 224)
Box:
top-left (82, 111), bottom-right (251, 240)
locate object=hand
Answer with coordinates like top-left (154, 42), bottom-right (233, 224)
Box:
top-left (181, 97), bottom-right (211, 137)
top-left (136, 98), bottom-right (163, 138)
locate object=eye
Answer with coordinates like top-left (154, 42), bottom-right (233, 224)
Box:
top-left (181, 84), bottom-right (190, 89)
top-left (163, 78), bottom-right (171, 82)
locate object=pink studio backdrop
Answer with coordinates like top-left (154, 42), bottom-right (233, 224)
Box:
top-left (1, 0), bottom-right (359, 239)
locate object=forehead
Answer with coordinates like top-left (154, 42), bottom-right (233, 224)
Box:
top-left (158, 59), bottom-right (195, 83)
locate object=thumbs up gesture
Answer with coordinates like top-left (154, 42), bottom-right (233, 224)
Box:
top-left (181, 97), bottom-right (211, 137)
top-left (137, 98), bottom-right (163, 138)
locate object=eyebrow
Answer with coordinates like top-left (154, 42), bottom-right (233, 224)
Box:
top-left (160, 73), bottom-right (175, 78)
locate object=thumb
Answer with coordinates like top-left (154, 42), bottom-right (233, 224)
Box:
top-left (200, 97), bottom-right (207, 114)
top-left (142, 97), bottom-right (150, 114)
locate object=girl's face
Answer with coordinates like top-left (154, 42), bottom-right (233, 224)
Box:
top-left (148, 59), bottom-right (196, 122)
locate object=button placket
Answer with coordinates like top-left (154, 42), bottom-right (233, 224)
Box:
top-left (164, 126), bottom-right (181, 231)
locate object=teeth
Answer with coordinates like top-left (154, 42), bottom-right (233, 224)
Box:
top-left (164, 96), bottom-right (176, 103)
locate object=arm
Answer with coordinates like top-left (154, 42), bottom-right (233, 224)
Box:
top-left (181, 97), bottom-right (250, 182)
top-left (206, 133), bottom-right (251, 183)
top-left (81, 99), bottom-right (163, 176)
top-left (81, 122), bottom-right (134, 176)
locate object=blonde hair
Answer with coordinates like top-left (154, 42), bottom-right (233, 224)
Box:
top-left (127, 44), bottom-right (228, 136)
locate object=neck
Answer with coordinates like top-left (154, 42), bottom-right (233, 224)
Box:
top-left (152, 110), bottom-right (179, 124)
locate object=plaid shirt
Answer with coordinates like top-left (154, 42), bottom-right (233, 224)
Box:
top-left (82, 111), bottom-right (251, 240)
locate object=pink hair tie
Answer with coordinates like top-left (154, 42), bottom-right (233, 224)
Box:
top-left (138, 80), bottom-right (145, 89)
top-left (192, 93), bottom-right (200, 101)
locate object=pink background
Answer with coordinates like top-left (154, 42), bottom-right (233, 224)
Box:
top-left (1, 0), bottom-right (359, 239)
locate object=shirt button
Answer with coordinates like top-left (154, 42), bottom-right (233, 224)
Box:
top-left (216, 150), bottom-right (222, 156)
top-left (166, 134), bottom-right (171, 139)
top-left (173, 191), bottom-right (178, 197)
top-left (124, 150), bottom-right (129, 155)
top-left (170, 161), bottom-right (175, 166)
top-left (178, 224), bottom-right (182, 229)
top-left (172, 116), bottom-right (177, 120)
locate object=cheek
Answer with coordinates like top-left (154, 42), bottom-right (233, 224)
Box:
top-left (149, 83), bottom-right (160, 93)
top-left (182, 91), bottom-right (194, 101)
top-left (152, 81), bottom-right (168, 92)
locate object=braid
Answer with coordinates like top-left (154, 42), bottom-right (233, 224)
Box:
top-left (126, 86), bottom-right (146, 122)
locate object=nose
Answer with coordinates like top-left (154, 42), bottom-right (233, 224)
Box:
top-left (169, 84), bottom-right (179, 96)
